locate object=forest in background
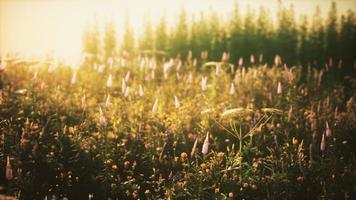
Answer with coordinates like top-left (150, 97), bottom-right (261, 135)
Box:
top-left (82, 1), bottom-right (355, 71)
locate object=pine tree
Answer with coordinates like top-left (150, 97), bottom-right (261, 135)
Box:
top-left (229, 2), bottom-right (243, 64)
top-left (339, 10), bottom-right (356, 70)
top-left (171, 7), bottom-right (189, 59)
top-left (209, 10), bottom-right (225, 61)
top-left (121, 13), bottom-right (135, 56)
top-left (139, 14), bottom-right (154, 53)
top-left (103, 20), bottom-right (117, 60)
top-left (276, 3), bottom-right (298, 65)
top-left (156, 15), bottom-right (168, 54)
top-left (256, 6), bottom-right (273, 65)
top-left (299, 15), bottom-right (311, 81)
top-left (310, 6), bottom-right (325, 68)
top-left (325, 1), bottom-right (339, 65)
top-left (242, 6), bottom-right (257, 64)
top-left (82, 19), bottom-right (100, 61)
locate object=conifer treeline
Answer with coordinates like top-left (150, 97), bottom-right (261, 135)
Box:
top-left (82, 1), bottom-right (355, 68)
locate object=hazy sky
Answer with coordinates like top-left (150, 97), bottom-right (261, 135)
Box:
top-left (1, 0), bottom-right (355, 63)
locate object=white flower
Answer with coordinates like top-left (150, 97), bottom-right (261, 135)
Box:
top-left (124, 86), bottom-right (130, 97)
top-left (238, 57), bottom-right (243, 66)
top-left (230, 83), bottom-right (235, 95)
top-left (125, 71), bottom-right (130, 82)
top-left (105, 95), bottom-right (111, 108)
top-left (152, 98), bottom-right (158, 113)
top-left (191, 138), bottom-right (198, 157)
top-left (202, 132), bottom-right (210, 155)
top-left (242, 67), bottom-right (246, 78)
top-left (122, 78), bottom-right (126, 93)
top-left (139, 85), bottom-right (144, 96)
top-left (274, 54), bottom-right (282, 66)
top-left (277, 81), bottom-right (282, 94)
top-left (201, 76), bottom-right (207, 91)
top-left (107, 74), bottom-right (113, 87)
top-left (70, 71), bottom-right (77, 84)
top-left (99, 106), bottom-right (107, 126)
top-left (81, 95), bottom-right (86, 107)
top-left (174, 96), bottom-right (180, 109)
top-left (215, 63), bottom-right (221, 76)
top-left (250, 55), bottom-right (255, 64)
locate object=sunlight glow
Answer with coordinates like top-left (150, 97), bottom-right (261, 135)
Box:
top-left (1, 0), bottom-right (355, 63)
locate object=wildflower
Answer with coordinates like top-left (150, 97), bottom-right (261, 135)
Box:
top-left (288, 106), bottom-right (293, 121)
top-left (70, 71), bottom-right (77, 84)
top-left (215, 63), bottom-right (221, 76)
top-left (277, 81), bottom-right (282, 94)
top-left (191, 138), bottom-right (198, 157)
top-left (174, 96), bottom-right (180, 109)
top-left (221, 52), bottom-right (229, 62)
top-left (139, 85), bottom-right (144, 96)
top-left (6, 156), bottom-right (13, 180)
top-left (259, 54), bottom-right (263, 63)
top-left (122, 78), bottom-right (126, 93)
top-left (274, 54), bottom-right (282, 66)
top-left (187, 72), bottom-right (193, 83)
top-left (125, 71), bottom-right (130, 82)
top-left (81, 95), bottom-right (86, 107)
top-left (202, 132), bottom-right (209, 155)
top-left (152, 98), bottom-right (158, 113)
top-left (334, 106), bottom-right (339, 119)
top-left (124, 86), bottom-right (130, 97)
top-left (238, 57), bottom-right (243, 66)
top-left (201, 76), bottom-right (207, 91)
top-left (250, 55), bottom-right (255, 64)
top-left (320, 133), bottom-right (326, 152)
top-left (325, 121), bottom-right (332, 137)
top-left (105, 95), bottom-right (110, 108)
top-left (99, 106), bottom-right (107, 126)
top-left (242, 67), bottom-right (246, 78)
top-left (230, 83), bottom-right (235, 95)
top-left (107, 74), bottom-right (113, 87)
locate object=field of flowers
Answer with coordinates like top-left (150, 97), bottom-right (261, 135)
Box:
top-left (0, 55), bottom-right (355, 199)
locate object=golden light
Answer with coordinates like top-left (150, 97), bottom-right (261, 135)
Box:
top-left (1, 0), bottom-right (354, 63)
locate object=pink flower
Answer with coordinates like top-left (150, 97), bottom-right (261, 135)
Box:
top-left (325, 121), bottom-right (332, 137)
top-left (320, 134), bottom-right (326, 152)
top-left (6, 156), bottom-right (13, 180)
